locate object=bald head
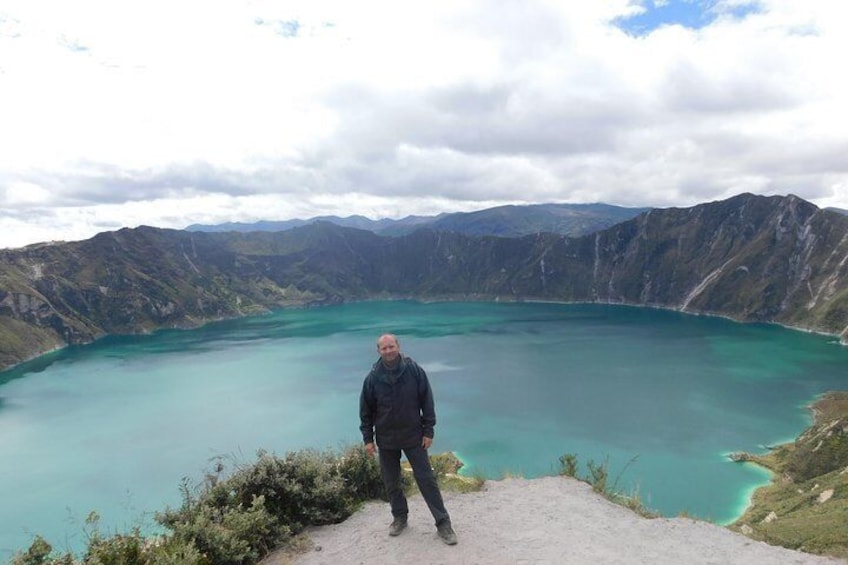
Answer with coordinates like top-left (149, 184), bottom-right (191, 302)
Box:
top-left (377, 334), bottom-right (401, 367)
top-left (377, 334), bottom-right (399, 348)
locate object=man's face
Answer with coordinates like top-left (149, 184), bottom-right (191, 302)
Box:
top-left (378, 336), bottom-right (400, 365)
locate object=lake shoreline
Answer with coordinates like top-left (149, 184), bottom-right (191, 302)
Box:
top-left (3, 295), bottom-right (846, 375)
top-left (725, 391), bottom-right (848, 557)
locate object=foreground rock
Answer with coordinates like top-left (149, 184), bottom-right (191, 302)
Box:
top-left (261, 476), bottom-right (844, 565)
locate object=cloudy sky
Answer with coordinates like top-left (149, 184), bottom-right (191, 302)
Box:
top-left (1, 0), bottom-right (846, 249)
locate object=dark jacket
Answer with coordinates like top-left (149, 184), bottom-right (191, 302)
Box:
top-left (359, 354), bottom-right (436, 450)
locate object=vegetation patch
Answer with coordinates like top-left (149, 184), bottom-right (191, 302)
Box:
top-left (11, 446), bottom-right (369, 565)
top-left (0, 316), bottom-right (63, 370)
top-left (9, 445), bottom-right (483, 565)
top-left (557, 453), bottom-right (658, 519)
top-left (731, 391), bottom-right (848, 559)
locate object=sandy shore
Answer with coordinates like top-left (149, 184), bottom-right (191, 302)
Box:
top-left (261, 476), bottom-right (844, 565)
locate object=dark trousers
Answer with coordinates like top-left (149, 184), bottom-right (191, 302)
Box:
top-left (378, 444), bottom-right (450, 526)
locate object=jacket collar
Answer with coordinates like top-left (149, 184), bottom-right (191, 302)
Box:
top-left (373, 354), bottom-right (407, 381)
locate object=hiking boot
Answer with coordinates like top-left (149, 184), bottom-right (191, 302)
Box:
top-left (389, 516), bottom-right (407, 536)
top-left (436, 520), bottom-right (458, 545)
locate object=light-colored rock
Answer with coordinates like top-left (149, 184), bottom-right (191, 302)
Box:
top-left (762, 511), bottom-right (778, 524)
top-left (763, 510), bottom-right (777, 524)
top-left (818, 488), bottom-right (835, 503)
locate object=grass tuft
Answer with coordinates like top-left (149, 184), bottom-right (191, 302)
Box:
top-left (557, 453), bottom-right (658, 519)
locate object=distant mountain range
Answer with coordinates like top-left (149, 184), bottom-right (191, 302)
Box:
top-left (186, 202), bottom-right (651, 238)
top-left (2, 193), bottom-right (847, 371)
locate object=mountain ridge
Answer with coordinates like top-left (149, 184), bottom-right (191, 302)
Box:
top-left (184, 202), bottom-right (649, 238)
top-left (2, 192), bottom-right (847, 371)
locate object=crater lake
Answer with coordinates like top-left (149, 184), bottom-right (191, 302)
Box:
top-left (1, 301), bottom-right (847, 558)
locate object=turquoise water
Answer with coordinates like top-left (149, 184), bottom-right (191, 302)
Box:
top-left (1, 301), bottom-right (846, 558)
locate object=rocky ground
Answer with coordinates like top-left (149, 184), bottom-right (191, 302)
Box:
top-left (260, 476), bottom-right (845, 565)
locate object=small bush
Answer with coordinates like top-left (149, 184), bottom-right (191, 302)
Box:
top-left (163, 495), bottom-right (283, 565)
top-left (337, 444), bottom-right (384, 500)
top-left (558, 453), bottom-right (578, 477)
top-left (219, 450), bottom-right (355, 530)
top-left (13, 444), bottom-right (395, 565)
top-left (586, 458), bottom-right (609, 494)
top-left (142, 535), bottom-right (207, 565)
top-left (11, 536), bottom-right (52, 565)
top-left (84, 529), bottom-right (145, 565)
top-left (10, 536), bottom-right (74, 565)
top-left (156, 445), bottom-right (384, 564)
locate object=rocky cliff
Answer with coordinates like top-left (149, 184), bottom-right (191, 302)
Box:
top-left (2, 193), bottom-right (847, 371)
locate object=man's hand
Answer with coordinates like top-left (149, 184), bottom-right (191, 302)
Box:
top-left (365, 442), bottom-right (376, 456)
top-left (422, 436), bottom-right (432, 449)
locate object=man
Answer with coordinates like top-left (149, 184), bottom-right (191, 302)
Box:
top-left (359, 333), bottom-right (458, 545)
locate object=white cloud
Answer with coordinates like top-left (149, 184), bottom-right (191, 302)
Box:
top-left (4, 181), bottom-right (51, 205)
top-left (1, 0), bottom-right (847, 248)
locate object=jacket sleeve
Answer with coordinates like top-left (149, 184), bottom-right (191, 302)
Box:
top-left (359, 375), bottom-right (375, 444)
top-left (417, 364), bottom-right (436, 439)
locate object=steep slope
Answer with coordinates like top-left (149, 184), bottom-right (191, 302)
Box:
top-left (2, 193), bottom-right (847, 371)
top-left (590, 193), bottom-right (848, 332)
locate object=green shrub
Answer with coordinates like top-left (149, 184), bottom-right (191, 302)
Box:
top-left (337, 444), bottom-right (384, 501)
top-left (11, 536), bottom-right (52, 565)
top-left (216, 450), bottom-right (355, 530)
top-left (10, 536), bottom-right (74, 565)
top-left (15, 445), bottom-right (388, 565)
top-left (84, 529), bottom-right (145, 565)
top-left (162, 495), bottom-right (283, 565)
top-left (156, 445), bottom-right (382, 564)
top-left (140, 535), bottom-right (207, 565)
